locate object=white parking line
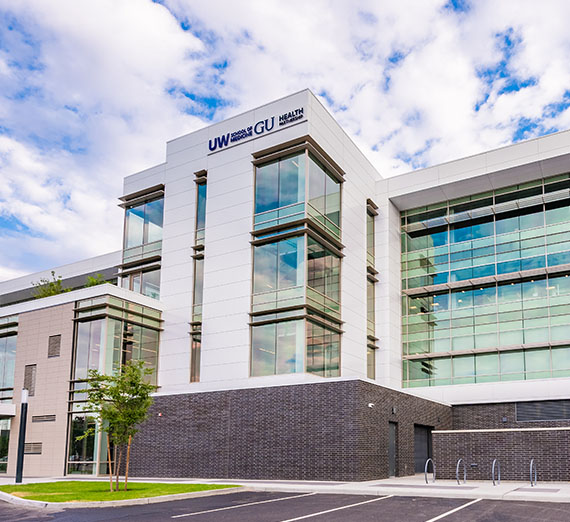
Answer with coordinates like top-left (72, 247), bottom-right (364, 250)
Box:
top-left (279, 495), bottom-right (394, 522)
top-left (424, 498), bottom-right (483, 522)
top-left (171, 492), bottom-right (317, 518)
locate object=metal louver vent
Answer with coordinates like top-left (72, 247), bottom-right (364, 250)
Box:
top-left (32, 415), bottom-right (56, 423)
top-left (516, 400), bottom-right (570, 422)
top-left (48, 335), bottom-right (61, 358)
top-left (24, 442), bottom-right (42, 455)
top-left (23, 364), bottom-right (36, 397)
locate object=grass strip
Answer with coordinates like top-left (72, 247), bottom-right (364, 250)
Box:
top-left (0, 481), bottom-right (238, 503)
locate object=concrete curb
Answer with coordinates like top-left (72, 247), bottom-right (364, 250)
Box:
top-left (249, 484), bottom-right (570, 503)
top-left (0, 485), bottom-right (247, 509)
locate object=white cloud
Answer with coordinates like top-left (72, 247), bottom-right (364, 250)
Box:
top-left (1, 0), bottom-right (570, 280)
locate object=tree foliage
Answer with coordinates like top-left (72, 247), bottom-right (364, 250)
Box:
top-left (85, 273), bottom-right (108, 287)
top-left (31, 271), bottom-right (70, 298)
top-left (82, 361), bottom-right (157, 491)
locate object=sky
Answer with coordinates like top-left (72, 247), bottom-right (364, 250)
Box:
top-left (1, 0), bottom-right (570, 281)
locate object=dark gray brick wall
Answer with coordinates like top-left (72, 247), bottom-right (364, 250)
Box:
top-left (452, 402), bottom-right (570, 430)
top-left (128, 380), bottom-right (451, 481)
top-left (433, 429), bottom-right (570, 481)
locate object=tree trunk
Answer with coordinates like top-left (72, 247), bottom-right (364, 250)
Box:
top-left (107, 433), bottom-right (113, 493)
top-left (113, 443), bottom-right (119, 492)
top-left (124, 435), bottom-right (132, 491)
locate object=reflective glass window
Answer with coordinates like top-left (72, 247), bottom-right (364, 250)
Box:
top-left (124, 198), bottom-right (164, 248)
top-left (367, 347), bottom-right (376, 379)
top-left (522, 278), bottom-right (547, 300)
top-left (251, 320), bottom-right (304, 376)
top-left (74, 319), bottom-right (104, 380)
top-left (0, 336), bottom-right (16, 390)
top-left (255, 160), bottom-right (279, 214)
top-left (308, 154), bottom-right (340, 228)
top-left (475, 353), bottom-right (498, 381)
top-left (498, 282), bottom-right (521, 303)
top-left (141, 269), bottom-right (160, 299)
top-left (367, 279), bottom-right (375, 336)
top-left (453, 355), bottom-right (475, 383)
top-left (500, 350), bottom-right (524, 379)
top-left (255, 153), bottom-right (305, 214)
top-left (253, 237), bottom-right (304, 294)
top-left (195, 182), bottom-right (207, 242)
top-left (125, 205), bottom-right (144, 248)
top-left (307, 238), bottom-right (340, 301)
top-left (306, 321), bottom-right (340, 377)
top-left (193, 258), bottom-right (204, 306)
top-left (145, 199), bottom-right (164, 243)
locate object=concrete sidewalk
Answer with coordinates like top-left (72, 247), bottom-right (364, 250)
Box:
top-left (0, 474), bottom-right (569, 504)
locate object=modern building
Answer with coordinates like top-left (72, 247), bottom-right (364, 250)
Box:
top-left (1, 89), bottom-right (569, 481)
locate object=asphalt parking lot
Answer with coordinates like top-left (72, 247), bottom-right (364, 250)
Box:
top-left (1, 491), bottom-right (570, 522)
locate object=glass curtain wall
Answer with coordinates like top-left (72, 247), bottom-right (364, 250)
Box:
top-left (124, 198), bottom-right (164, 249)
top-left (402, 177), bottom-right (570, 291)
top-left (0, 334), bottom-right (15, 473)
top-left (401, 173), bottom-right (570, 387)
top-left (68, 315), bottom-right (159, 474)
top-left (254, 152), bottom-right (341, 240)
top-left (252, 236), bottom-right (341, 319)
top-left (252, 148), bottom-right (343, 379)
top-left (251, 319), bottom-right (340, 377)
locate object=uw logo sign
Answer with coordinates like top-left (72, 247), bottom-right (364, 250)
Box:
top-left (208, 107), bottom-right (304, 153)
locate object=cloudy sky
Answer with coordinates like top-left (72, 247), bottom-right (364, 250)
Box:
top-left (1, 0), bottom-right (570, 281)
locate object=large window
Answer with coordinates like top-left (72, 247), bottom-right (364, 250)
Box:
top-left (254, 151), bottom-right (342, 240)
top-left (255, 154), bottom-right (305, 215)
top-left (0, 335), bottom-right (16, 392)
top-left (73, 318), bottom-right (159, 383)
top-left (74, 320), bottom-right (104, 381)
top-left (70, 309), bottom-right (159, 474)
top-left (308, 154), bottom-right (341, 232)
top-left (306, 321), bottom-right (340, 377)
top-left (124, 198), bottom-right (164, 249)
top-left (252, 147), bottom-right (343, 380)
top-left (307, 238), bottom-right (340, 302)
top-left (0, 419), bottom-right (9, 473)
top-left (192, 257), bottom-right (205, 322)
top-left (195, 182), bottom-right (207, 246)
top-left (251, 320), bottom-right (305, 376)
top-left (251, 319), bottom-right (339, 377)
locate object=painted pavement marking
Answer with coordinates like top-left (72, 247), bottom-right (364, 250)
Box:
top-left (279, 495), bottom-right (395, 521)
top-left (171, 492), bottom-right (317, 518)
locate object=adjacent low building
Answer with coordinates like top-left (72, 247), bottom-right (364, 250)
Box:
top-left (1, 89), bottom-right (569, 481)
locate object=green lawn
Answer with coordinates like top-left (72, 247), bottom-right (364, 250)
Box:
top-left (0, 481), bottom-right (238, 503)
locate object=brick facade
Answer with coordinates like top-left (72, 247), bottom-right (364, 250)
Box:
top-left (433, 429), bottom-right (570, 481)
top-left (128, 380), bottom-right (451, 481)
top-left (431, 401), bottom-right (570, 482)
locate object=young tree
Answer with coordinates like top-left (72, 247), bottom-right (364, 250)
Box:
top-left (82, 361), bottom-right (157, 491)
top-left (31, 271), bottom-right (70, 298)
top-left (85, 273), bottom-right (108, 287)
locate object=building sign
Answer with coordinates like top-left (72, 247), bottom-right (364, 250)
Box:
top-left (208, 107), bottom-right (305, 153)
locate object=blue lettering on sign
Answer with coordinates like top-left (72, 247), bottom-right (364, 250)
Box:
top-left (209, 109), bottom-right (302, 152)
top-left (208, 133), bottom-right (230, 152)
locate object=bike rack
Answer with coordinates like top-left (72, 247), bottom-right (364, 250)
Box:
top-left (424, 458), bottom-right (436, 484)
top-left (530, 459), bottom-right (538, 487)
top-left (456, 458), bottom-right (467, 485)
top-left (492, 459), bottom-right (501, 486)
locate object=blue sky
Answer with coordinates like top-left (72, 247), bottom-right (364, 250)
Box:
top-left (1, 0), bottom-right (570, 280)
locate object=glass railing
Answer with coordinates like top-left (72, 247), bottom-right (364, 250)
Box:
top-left (251, 285), bottom-right (341, 322)
top-left (253, 202), bottom-right (341, 241)
top-left (251, 286), bottom-right (305, 313)
top-left (122, 240), bottom-right (162, 263)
